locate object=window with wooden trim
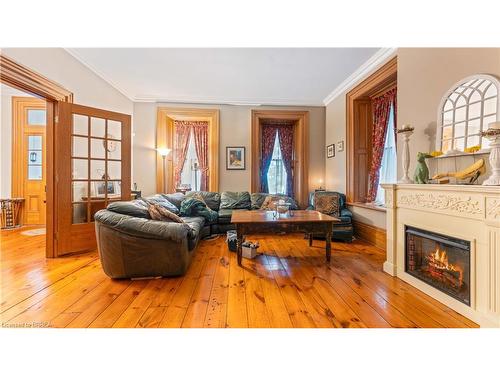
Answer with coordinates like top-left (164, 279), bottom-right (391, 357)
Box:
top-left (346, 57), bottom-right (397, 205)
top-left (156, 108), bottom-right (219, 193)
top-left (251, 110), bottom-right (309, 208)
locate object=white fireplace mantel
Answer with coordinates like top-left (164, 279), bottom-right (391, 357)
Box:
top-left (382, 183), bottom-right (500, 327)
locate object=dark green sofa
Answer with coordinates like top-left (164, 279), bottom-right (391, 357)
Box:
top-left (94, 190), bottom-right (350, 279)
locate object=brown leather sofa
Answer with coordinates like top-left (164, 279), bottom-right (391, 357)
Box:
top-left (94, 209), bottom-right (205, 279)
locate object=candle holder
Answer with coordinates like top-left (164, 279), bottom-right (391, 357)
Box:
top-left (397, 125), bottom-right (415, 184)
top-left (481, 122), bottom-right (500, 186)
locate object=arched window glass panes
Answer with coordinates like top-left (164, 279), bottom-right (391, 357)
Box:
top-left (439, 75), bottom-right (499, 153)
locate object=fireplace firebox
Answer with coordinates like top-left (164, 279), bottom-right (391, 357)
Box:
top-left (405, 226), bottom-right (471, 306)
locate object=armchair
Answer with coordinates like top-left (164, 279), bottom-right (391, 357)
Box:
top-left (306, 191), bottom-right (353, 242)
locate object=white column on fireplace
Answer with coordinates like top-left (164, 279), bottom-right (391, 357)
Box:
top-left (398, 129), bottom-right (414, 184)
top-left (382, 183), bottom-right (500, 327)
top-left (482, 125), bottom-right (500, 186)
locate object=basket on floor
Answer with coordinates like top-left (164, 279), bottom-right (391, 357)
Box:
top-left (1, 198), bottom-right (24, 229)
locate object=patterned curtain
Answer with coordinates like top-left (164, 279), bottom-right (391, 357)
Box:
top-left (192, 122), bottom-right (209, 191)
top-left (260, 124), bottom-right (279, 193)
top-left (367, 87), bottom-right (397, 202)
top-left (173, 121), bottom-right (192, 189)
top-left (278, 124), bottom-right (294, 196)
top-left (392, 92), bottom-right (398, 147)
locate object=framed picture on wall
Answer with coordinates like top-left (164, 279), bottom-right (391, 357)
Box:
top-left (91, 181), bottom-right (121, 197)
top-left (327, 144), bottom-right (335, 158)
top-left (226, 146), bottom-right (245, 170)
top-left (337, 140), bottom-right (344, 152)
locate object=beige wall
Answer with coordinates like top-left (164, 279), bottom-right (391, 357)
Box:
top-left (0, 48), bottom-right (134, 196)
top-left (397, 48), bottom-right (500, 181)
top-left (1, 48), bottom-right (133, 114)
top-left (325, 93), bottom-right (347, 193)
top-left (324, 78), bottom-right (387, 229)
top-left (325, 48), bottom-right (500, 230)
top-left (133, 102), bottom-right (326, 196)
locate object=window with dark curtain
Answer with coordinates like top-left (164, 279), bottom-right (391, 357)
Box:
top-left (260, 121), bottom-right (294, 196)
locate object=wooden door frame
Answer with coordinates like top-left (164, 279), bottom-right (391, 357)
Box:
top-left (156, 107), bottom-right (219, 193)
top-left (251, 110), bottom-right (309, 208)
top-left (11, 96), bottom-right (47, 225)
top-left (346, 57), bottom-right (397, 204)
top-left (1, 53), bottom-right (73, 258)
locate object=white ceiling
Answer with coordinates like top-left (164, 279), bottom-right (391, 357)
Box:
top-left (66, 48), bottom-right (385, 106)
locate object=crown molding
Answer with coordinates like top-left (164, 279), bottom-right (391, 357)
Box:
top-left (133, 95), bottom-right (324, 107)
top-left (322, 47), bottom-right (398, 106)
top-left (65, 48), bottom-right (136, 102)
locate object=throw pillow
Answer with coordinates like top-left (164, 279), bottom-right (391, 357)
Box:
top-left (147, 202), bottom-right (184, 223)
top-left (107, 201), bottom-right (151, 219)
top-left (220, 191), bottom-right (251, 209)
top-left (314, 192), bottom-right (340, 217)
top-left (145, 194), bottom-right (180, 214)
top-left (254, 194), bottom-right (298, 210)
top-left (250, 193), bottom-right (268, 210)
top-left (186, 191), bottom-right (221, 211)
top-left (260, 195), bottom-right (281, 210)
top-left (160, 193), bottom-right (186, 210)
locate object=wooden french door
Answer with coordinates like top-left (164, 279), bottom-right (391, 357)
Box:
top-left (54, 102), bottom-right (131, 256)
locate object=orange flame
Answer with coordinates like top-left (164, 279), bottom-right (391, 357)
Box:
top-left (430, 246), bottom-right (463, 285)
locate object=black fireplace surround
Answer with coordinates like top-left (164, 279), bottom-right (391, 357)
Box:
top-left (405, 226), bottom-right (471, 306)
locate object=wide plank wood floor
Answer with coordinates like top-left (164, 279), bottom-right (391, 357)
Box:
top-left (1, 228), bottom-right (478, 328)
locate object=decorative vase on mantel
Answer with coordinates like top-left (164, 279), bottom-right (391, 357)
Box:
top-left (397, 124), bottom-right (415, 184)
top-left (482, 122), bottom-right (500, 186)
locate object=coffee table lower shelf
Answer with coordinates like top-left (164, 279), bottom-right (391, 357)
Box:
top-left (233, 220), bottom-right (334, 267)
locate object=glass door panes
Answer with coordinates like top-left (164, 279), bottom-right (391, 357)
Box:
top-left (27, 135), bottom-right (43, 180)
top-left (27, 109), bottom-right (47, 126)
top-left (71, 114), bottom-right (123, 224)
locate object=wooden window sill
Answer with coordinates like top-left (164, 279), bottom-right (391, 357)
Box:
top-left (347, 202), bottom-right (387, 213)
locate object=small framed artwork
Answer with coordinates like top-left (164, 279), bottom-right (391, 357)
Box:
top-left (327, 144), bottom-right (335, 158)
top-left (226, 146), bottom-right (246, 170)
top-left (337, 140), bottom-right (344, 152)
top-left (92, 181), bottom-right (121, 198)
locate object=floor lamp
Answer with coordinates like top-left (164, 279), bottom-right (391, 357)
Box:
top-left (157, 148), bottom-right (171, 193)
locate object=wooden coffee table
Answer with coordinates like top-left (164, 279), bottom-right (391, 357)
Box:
top-left (231, 210), bottom-right (339, 266)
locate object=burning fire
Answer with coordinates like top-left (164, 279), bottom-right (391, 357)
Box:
top-left (427, 246), bottom-right (463, 286)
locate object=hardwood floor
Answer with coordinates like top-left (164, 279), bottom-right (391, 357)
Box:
top-left (0, 228), bottom-right (478, 328)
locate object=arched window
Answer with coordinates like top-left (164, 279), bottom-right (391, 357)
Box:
top-left (437, 74), bottom-right (500, 153)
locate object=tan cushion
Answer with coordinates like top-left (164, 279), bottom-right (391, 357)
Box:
top-left (260, 195), bottom-right (281, 210)
top-left (314, 193), bottom-right (340, 217)
top-left (148, 203), bottom-right (184, 223)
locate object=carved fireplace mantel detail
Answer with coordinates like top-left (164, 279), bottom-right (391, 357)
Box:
top-left (486, 198), bottom-right (500, 220)
top-left (381, 183), bottom-right (500, 327)
top-left (397, 193), bottom-right (484, 218)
